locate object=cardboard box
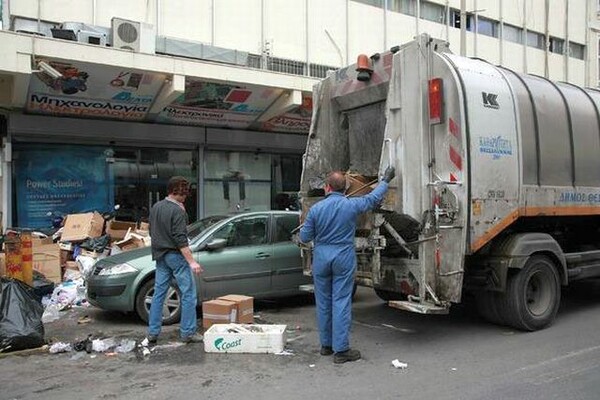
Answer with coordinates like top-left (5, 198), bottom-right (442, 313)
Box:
top-left (32, 243), bottom-right (62, 283)
top-left (106, 220), bottom-right (138, 241)
top-left (202, 299), bottom-right (237, 329)
top-left (65, 261), bottom-right (79, 271)
top-left (204, 324), bottom-right (287, 354)
top-left (61, 212), bottom-right (105, 242)
top-left (0, 252), bottom-right (5, 277)
top-left (218, 294), bottom-right (254, 324)
top-left (115, 236), bottom-right (145, 252)
top-left (32, 237), bottom-right (53, 247)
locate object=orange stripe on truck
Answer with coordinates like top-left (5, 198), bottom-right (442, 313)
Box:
top-left (470, 206), bottom-right (600, 253)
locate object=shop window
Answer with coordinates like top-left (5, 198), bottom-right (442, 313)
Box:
top-left (569, 42), bottom-right (584, 60)
top-left (527, 31), bottom-right (545, 50)
top-left (389, 0), bottom-right (416, 16)
top-left (420, 1), bottom-right (446, 24)
top-left (503, 24), bottom-right (523, 44)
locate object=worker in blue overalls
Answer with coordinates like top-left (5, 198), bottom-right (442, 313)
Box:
top-left (300, 167), bottom-right (395, 364)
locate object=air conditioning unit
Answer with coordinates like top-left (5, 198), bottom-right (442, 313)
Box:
top-left (77, 30), bottom-right (107, 46)
top-left (111, 17), bottom-right (156, 54)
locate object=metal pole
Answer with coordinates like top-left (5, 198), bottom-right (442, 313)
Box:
top-left (544, 0), bottom-right (549, 78)
top-left (564, 0), bottom-right (569, 82)
top-left (460, 0), bottom-right (466, 56)
top-left (523, 0), bottom-right (528, 73)
top-left (499, 0), bottom-right (503, 65)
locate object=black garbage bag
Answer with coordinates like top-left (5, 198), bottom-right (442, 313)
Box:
top-left (32, 271), bottom-right (55, 301)
top-left (0, 278), bottom-right (45, 353)
top-left (79, 234), bottom-right (110, 252)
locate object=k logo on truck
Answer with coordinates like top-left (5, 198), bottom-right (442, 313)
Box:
top-left (482, 92), bottom-right (499, 109)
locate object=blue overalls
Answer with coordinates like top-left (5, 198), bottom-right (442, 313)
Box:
top-left (300, 182), bottom-right (389, 353)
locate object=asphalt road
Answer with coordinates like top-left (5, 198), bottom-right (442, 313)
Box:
top-left (2, 280), bottom-right (600, 400)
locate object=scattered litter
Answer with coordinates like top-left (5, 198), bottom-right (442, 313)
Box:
top-left (142, 347), bottom-right (151, 356)
top-left (77, 315), bottom-right (92, 325)
top-left (91, 337), bottom-right (116, 353)
top-left (451, 368), bottom-right (457, 371)
top-left (115, 339), bottom-right (136, 353)
top-left (90, 354), bottom-right (97, 359)
top-left (140, 337), bottom-right (150, 347)
top-left (73, 335), bottom-right (93, 353)
top-left (105, 352), bottom-right (118, 357)
top-left (309, 364), bottom-right (315, 368)
top-left (275, 349), bottom-right (294, 356)
top-left (41, 304), bottom-right (61, 324)
top-left (392, 359), bottom-right (408, 369)
top-left (49, 342), bottom-right (72, 354)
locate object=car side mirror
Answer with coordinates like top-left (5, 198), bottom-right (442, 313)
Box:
top-left (202, 238), bottom-right (227, 251)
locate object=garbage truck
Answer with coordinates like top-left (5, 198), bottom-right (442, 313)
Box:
top-left (298, 34), bottom-right (600, 331)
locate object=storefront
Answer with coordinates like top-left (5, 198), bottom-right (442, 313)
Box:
top-left (6, 113), bottom-right (306, 229)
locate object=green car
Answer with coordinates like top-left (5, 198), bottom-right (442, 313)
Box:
top-left (87, 211), bottom-right (311, 324)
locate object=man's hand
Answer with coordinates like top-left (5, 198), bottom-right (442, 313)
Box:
top-left (190, 261), bottom-right (203, 275)
top-left (383, 166), bottom-right (396, 183)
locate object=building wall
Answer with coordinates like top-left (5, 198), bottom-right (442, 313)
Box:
top-left (6, 0), bottom-right (597, 85)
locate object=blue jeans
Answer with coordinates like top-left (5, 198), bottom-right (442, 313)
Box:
top-left (148, 252), bottom-right (198, 338)
top-left (313, 244), bottom-right (356, 353)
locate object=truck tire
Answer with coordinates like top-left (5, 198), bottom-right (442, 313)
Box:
top-left (502, 255), bottom-right (561, 331)
top-left (475, 291), bottom-right (506, 326)
top-left (135, 279), bottom-right (182, 326)
top-left (374, 288), bottom-right (406, 302)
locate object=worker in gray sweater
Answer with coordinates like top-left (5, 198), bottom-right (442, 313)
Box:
top-left (146, 176), bottom-right (203, 344)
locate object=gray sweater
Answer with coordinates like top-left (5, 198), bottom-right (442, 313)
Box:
top-left (149, 199), bottom-right (189, 261)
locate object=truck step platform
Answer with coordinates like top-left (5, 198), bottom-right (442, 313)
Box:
top-left (388, 300), bottom-right (449, 315)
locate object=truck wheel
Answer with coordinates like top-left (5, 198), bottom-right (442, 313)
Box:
top-left (135, 279), bottom-right (182, 326)
top-left (476, 291), bottom-right (506, 325)
top-left (503, 255), bottom-right (561, 331)
top-left (374, 288), bottom-right (406, 302)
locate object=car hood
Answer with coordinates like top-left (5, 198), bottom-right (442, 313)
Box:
top-left (98, 247), bottom-right (153, 270)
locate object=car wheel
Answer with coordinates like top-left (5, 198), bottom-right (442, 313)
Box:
top-left (135, 279), bottom-right (182, 325)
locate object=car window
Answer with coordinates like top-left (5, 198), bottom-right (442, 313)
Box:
top-left (274, 214), bottom-right (299, 243)
top-left (209, 215), bottom-right (269, 247)
top-left (188, 215), bottom-right (227, 240)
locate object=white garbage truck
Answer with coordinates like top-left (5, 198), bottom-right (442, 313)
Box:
top-left (299, 34), bottom-right (600, 331)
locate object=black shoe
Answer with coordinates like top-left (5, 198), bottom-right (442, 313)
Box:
top-left (320, 346), bottom-right (333, 356)
top-left (145, 335), bottom-right (158, 345)
top-left (334, 349), bottom-right (361, 364)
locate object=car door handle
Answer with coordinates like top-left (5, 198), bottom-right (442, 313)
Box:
top-left (255, 252), bottom-right (271, 259)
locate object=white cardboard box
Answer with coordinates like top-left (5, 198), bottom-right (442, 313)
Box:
top-left (204, 324), bottom-right (287, 354)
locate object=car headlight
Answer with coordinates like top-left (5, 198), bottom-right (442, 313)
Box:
top-left (98, 263), bottom-right (138, 276)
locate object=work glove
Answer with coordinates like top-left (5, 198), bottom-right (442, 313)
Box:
top-left (382, 166), bottom-right (395, 183)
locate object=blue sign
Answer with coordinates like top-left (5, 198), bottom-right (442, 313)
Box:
top-left (15, 145), bottom-right (114, 229)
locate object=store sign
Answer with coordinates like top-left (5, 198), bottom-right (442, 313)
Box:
top-left (15, 145), bottom-right (114, 229)
top-left (26, 59), bottom-right (166, 121)
top-left (260, 95), bottom-right (312, 134)
top-left (157, 79), bottom-right (286, 129)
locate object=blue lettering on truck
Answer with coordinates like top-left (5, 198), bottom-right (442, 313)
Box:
top-left (559, 192), bottom-right (600, 203)
top-left (478, 136), bottom-right (513, 160)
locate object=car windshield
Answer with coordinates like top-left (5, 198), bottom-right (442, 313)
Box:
top-left (187, 215), bottom-right (227, 240)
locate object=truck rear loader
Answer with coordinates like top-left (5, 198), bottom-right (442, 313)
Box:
top-left (299, 34), bottom-right (600, 331)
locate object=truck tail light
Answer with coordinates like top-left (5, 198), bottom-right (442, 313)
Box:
top-left (429, 78), bottom-right (443, 124)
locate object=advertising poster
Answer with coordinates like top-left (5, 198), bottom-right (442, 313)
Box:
top-left (15, 145), bottom-right (114, 229)
top-left (157, 79), bottom-right (284, 129)
top-left (260, 94), bottom-right (312, 134)
top-left (26, 59), bottom-right (167, 121)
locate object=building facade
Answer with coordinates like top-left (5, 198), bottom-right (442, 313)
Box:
top-left (0, 0), bottom-right (598, 230)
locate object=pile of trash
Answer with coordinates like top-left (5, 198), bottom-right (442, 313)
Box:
top-left (49, 335), bottom-right (138, 358)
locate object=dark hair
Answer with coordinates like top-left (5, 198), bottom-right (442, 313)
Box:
top-left (168, 176), bottom-right (190, 195)
top-left (326, 171), bottom-right (346, 193)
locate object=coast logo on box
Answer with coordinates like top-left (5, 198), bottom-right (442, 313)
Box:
top-left (214, 337), bottom-right (242, 351)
